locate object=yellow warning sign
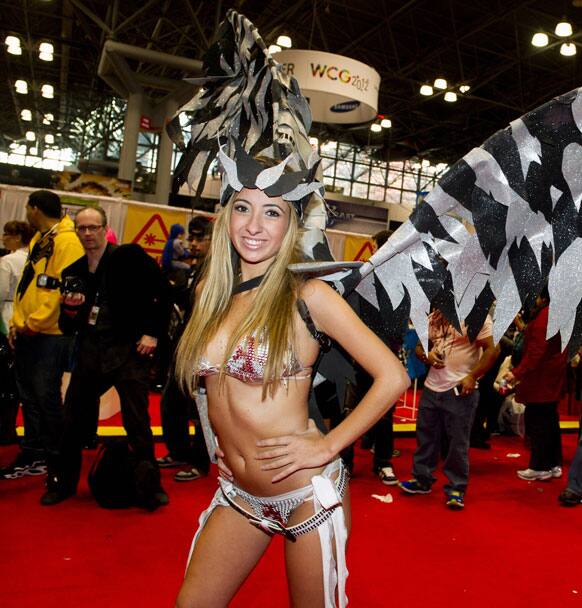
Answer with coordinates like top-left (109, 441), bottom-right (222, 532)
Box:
top-left (343, 235), bottom-right (374, 261)
top-left (123, 205), bottom-right (188, 263)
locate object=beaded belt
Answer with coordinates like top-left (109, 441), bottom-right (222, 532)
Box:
top-left (219, 462), bottom-right (348, 542)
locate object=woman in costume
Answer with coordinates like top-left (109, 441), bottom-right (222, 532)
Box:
top-left (173, 154), bottom-right (410, 607)
top-left (168, 5), bottom-right (582, 604)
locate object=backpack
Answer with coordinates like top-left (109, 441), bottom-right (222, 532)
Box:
top-left (88, 440), bottom-right (136, 508)
top-left (88, 439), bottom-right (162, 511)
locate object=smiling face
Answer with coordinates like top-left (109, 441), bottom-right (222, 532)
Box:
top-left (228, 187), bottom-right (291, 276)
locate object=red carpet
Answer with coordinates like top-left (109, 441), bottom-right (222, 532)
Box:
top-left (1, 433), bottom-right (582, 607)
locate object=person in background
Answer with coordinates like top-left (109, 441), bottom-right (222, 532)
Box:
top-left (558, 437), bottom-right (582, 506)
top-left (105, 226), bottom-right (118, 244)
top-left (342, 229), bottom-right (404, 485)
top-left (40, 206), bottom-right (170, 508)
top-left (162, 224), bottom-right (191, 286)
top-left (0, 221), bottom-right (34, 335)
top-left (158, 217), bottom-right (213, 482)
top-left (188, 216), bottom-right (212, 269)
top-left (0, 221), bottom-right (35, 444)
top-left (399, 309), bottom-right (499, 509)
top-left (504, 287), bottom-right (568, 482)
top-left (0, 191), bottom-right (84, 480)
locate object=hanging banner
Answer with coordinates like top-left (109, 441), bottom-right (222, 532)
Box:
top-left (343, 235), bottom-right (374, 261)
top-left (123, 205), bottom-right (188, 263)
top-left (274, 49), bottom-right (380, 124)
top-left (56, 172), bottom-right (131, 198)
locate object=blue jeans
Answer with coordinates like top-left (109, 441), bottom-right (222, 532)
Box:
top-left (567, 435), bottom-right (582, 494)
top-left (412, 386), bottom-right (479, 494)
top-left (14, 333), bottom-right (73, 459)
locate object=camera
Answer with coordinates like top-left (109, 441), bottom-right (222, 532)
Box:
top-left (36, 273), bottom-right (85, 295)
top-left (60, 275), bottom-right (86, 296)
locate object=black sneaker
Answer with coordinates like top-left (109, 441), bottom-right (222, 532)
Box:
top-left (377, 466), bottom-right (399, 486)
top-left (0, 453), bottom-right (47, 479)
top-left (445, 490), bottom-right (465, 510)
top-left (174, 467), bottom-right (202, 482)
top-left (156, 454), bottom-right (187, 469)
top-left (40, 488), bottom-right (75, 506)
top-left (398, 479), bottom-right (432, 494)
top-left (558, 488), bottom-right (582, 507)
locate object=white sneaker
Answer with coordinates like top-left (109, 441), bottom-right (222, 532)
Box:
top-left (378, 466), bottom-right (398, 485)
top-left (551, 466), bottom-right (563, 478)
top-left (517, 468), bottom-right (552, 481)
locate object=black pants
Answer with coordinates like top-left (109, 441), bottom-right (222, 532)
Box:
top-left (0, 335), bottom-right (19, 443)
top-left (524, 401), bottom-right (562, 470)
top-left (160, 370), bottom-right (209, 474)
top-left (14, 333), bottom-right (73, 459)
top-left (53, 341), bottom-right (159, 491)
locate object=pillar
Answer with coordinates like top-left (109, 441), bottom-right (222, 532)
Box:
top-left (118, 92), bottom-right (143, 185)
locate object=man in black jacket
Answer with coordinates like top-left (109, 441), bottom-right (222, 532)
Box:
top-left (41, 206), bottom-right (170, 509)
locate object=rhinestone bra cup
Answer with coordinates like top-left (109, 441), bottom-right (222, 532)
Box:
top-left (194, 335), bottom-right (310, 384)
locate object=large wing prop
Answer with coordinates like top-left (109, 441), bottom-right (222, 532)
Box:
top-left (345, 87), bottom-right (582, 355)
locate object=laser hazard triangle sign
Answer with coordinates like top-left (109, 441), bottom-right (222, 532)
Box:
top-left (343, 235), bottom-right (374, 261)
top-left (123, 205), bottom-right (188, 262)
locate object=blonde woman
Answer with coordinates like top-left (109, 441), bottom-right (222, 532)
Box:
top-left (174, 161), bottom-right (410, 607)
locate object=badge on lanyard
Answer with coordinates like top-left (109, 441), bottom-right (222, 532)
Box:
top-left (88, 305), bottom-right (100, 326)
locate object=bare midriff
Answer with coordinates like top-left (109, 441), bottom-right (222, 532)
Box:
top-left (206, 373), bottom-right (326, 497)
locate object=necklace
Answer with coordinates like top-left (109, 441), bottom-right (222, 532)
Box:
top-left (232, 274), bottom-right (265, 294)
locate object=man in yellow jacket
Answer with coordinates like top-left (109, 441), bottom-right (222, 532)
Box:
top-left (1, 190), bottom-right (83, 479)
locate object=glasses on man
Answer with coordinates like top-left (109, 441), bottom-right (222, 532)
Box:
top-left (76, 224), bottom-right (104, 233)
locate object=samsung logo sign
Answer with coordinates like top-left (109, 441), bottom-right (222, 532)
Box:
top-left (330, 101), bottom-right (361, 113)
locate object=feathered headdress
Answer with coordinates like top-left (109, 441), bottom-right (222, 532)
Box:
top-left (168, 10), bottom-right (330, 259)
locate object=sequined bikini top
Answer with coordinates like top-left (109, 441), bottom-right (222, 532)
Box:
top-left (193, 299), bottom-right (329, 384)
top-left (194, 335), bottom-right (312, 384)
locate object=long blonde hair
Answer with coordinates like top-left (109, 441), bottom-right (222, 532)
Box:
top-left (175, 193), bottom-right (303, 398)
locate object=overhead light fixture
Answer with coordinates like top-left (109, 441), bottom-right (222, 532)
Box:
top-left (555, 21), bottom-right (573, 37)
top-left (560, 42), bottom-right (577, 56)
top-left (370, 123), bottom-right (382, 133)
top-left (25, 131), bottom-right (36, 141)
top-left (5, 35), bottom-right (22, 55)
top-left (5, 35), bottom-right (20, 47)
top-left (268, 44), bottom-right (282, 55)
top-left (531, 32), bottom-right (549, 47)
top-left (309, 136), bottom-right (318, 146)
top-left (276, 35), bottom-right (292, 48)
top-left (20, 109), bottom-right (32, 121)
top-left (459, 84), bottom-right (471, 93)
top-left (380, 118), bottom-right (392, 129)
top-left (43, 113), bottom-right (54, 125)
top-left (15, 79), bottom-right (28, 94)
top-left (39, 42), bottom-right (54, 61)
top-left (420, 84), bottom-right (433, 96)
top-left (434, 78), bottom-right (447, 90)
top-left (444, 91), bottom-right (457, 102)
top-left (41, 83), bottom-right (54, 98)
top-left (44, 134), bottom-right (55, 144)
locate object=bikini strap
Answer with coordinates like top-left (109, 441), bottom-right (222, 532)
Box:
top-left (297, 298), bottom-right (331, 352)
